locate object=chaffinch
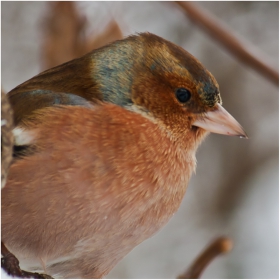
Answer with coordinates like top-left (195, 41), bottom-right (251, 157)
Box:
top-left (2, 33), bottom-right (246, 278)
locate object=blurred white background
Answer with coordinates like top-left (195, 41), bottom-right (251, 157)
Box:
top-left (1, 2), bottom-right (278, 279)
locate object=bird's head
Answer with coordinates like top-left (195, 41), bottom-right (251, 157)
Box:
top-left (93, 33), bottom-right (247, 146)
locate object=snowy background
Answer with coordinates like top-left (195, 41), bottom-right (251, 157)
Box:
top-left (1, 2), bottom-right (278, 279)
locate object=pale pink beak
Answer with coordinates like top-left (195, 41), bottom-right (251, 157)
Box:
top-left (193, 104), bottom-right (248, 138)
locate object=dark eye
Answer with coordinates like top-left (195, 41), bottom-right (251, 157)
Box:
top-left (175, 88), bottom-right (191, 103)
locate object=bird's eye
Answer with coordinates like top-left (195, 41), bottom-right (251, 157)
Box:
top-left (175, 88), bottom-right (191, 103)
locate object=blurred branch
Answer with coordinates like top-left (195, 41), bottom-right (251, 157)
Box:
top-left (1, 242), bottom-right (53, 278)
top-left (41, 2), bottom-right (124, 70)
top-left (41, 2), bottom-right (87, 70)
top-left (175, 2), bottom-right (279, 86)
top-left (177, 236), bottom-right (233, 279)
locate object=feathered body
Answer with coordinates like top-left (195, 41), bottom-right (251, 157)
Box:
top-left (2, 103), bottom-right (202, 278)
top-left (2, 33), bottom-right (246, 278)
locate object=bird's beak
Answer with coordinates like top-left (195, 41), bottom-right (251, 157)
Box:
top-left (193, 104), bottom-right (248, 138)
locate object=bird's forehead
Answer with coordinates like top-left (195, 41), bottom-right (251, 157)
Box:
top-left (154, 41), bottom-right (221, 106)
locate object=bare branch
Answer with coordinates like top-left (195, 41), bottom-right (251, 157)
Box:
top-left (41, 2), bottom-right (87, 70)
top-left (177, 236), bottom-right (233, 279)
top-left (1, 242), bottom-right (53, 278)
top-left (175, 2), bottom-right (279, 86)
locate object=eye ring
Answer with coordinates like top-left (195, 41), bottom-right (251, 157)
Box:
top-left (175, 88), bottom-right (191, 103)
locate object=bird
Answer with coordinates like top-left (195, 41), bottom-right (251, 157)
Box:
top-left (2, 32), bottom-right (247, 278)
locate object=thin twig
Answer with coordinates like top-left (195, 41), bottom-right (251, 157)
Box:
top-left (177, 236), bottom-right (233, 279)
top-left (1, 242), bottom-right (53, 279)
top-left (41, 2), bottom-right (87, 70)
top-left (1, 89), bottom-right (14, 188)
top-left (175, 2), bottom-right (279, 86)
